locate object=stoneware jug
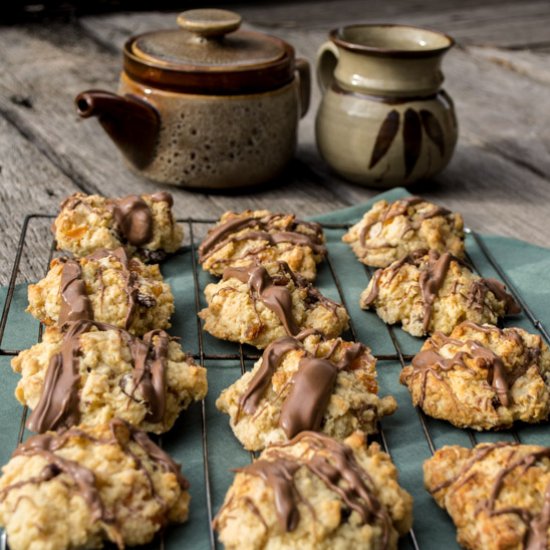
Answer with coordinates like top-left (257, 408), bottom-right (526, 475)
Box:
top-left (75, 9), bottom-right (310, 190)
top-left (315, 24), bottom-right (457, 188)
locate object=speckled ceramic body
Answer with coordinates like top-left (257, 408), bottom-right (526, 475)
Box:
top-left (119, 73), bottom-right (301, 189)
top-left (315, 25), bottom-right (458, 188)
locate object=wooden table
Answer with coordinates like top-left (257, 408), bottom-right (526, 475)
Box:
top-left (1, 0), bottom-right (549, 284)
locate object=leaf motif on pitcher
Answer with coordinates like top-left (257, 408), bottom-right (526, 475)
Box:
top-left (368, 108), bottom-right (447, 180)
top-left (369, 110), bottom-right (400, 169)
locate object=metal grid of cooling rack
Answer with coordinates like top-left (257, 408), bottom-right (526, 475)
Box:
top-left (0, 215), bottom-right (549, 550)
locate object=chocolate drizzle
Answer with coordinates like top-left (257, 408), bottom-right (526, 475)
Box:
top-left (223, 264), bottom-right (300, 336)
top-left (408, 332), bottom-right (515, 408)
top-left (112, 195), bottom-right (154, 247)
top-left (198, 213), bottom-right (326, 263)
top-left (363, 250), bottom-right (519, 332)
top-left (238, 333), bottom-right (365, 438)
top-left (59, 248), bottom-right (143, 331)
top-left (362, 249), bottom-right (426, 307)
top-left (1, 419), bottom-right (188, 529)
top-left (280, 357), bottom-right (338, 437)
top-left (27, 320), bottom-right (171, 433)
top-left (358, 196), bottom-right (451, 246)
top-left (468, 277), bottom-right (521, 315)
top-left (226, 432), bottom-right (390, 543)
top-left (240, 336), bottom-right (304, 415)
top-left (109, 192), bottom-right (174, 247)
top-left (418, 251), bottom-right (453, 332)
top-left (237, 458), bottom-right (301, 531)
top-left (406, 323), bottom-right (544, 410)
top-left (429, 443), bottom-right (550, 550)
top-left (27, 321), bottom-right (92, 433)
top-left (111, 419), bottom-right (189, 491)
top-left (128, 329), bottom-right (169, 422)
top-left (11, 430), bottom-right (107, 522)
top-left (88, 247), bottom-right (141, 329)
top-left (59, 260), bottom-right (92, 327)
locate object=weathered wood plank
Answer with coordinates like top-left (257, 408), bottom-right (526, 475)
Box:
top-left (81, 0), bottom-right (550, 49)
top-left (0, 115), bottom-right (80, 284)
top-left (466, 46), bottom-right (550, 86)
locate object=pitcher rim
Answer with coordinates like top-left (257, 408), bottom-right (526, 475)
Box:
top-left (330, 23), bottom-right (455, 58)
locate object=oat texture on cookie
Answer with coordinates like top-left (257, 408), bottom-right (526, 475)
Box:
top-left (199, 262), bottom-right (349, 349)
top-left (360, 250), bottom-right (520, 337)
top-left (27, 248), bottom-right (174, 336)
top-left (343, 197), bottom-right (464, 268)
top-left (198, 210), bottom-right (326, 281)
top-left (12, 320), bottom-right (207, 434)
top-left (0, 420), bottom-right (190, 550)
top-left (52, 192), bottom-right (183, 261)
top-left (400, 322), bottom-right (550, 430)
top-left (424, 442), bottom-right (550, 550)
top-left (214, 431), bottom-right (413, 550)
top-left (217, 331), bottom-right (396, 451)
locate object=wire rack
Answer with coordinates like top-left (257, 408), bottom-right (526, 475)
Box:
top-left (0, 215), bottom-right (549, 550)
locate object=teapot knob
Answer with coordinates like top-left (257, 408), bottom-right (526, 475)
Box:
top-left (177, 9), bottom-right (242, 39)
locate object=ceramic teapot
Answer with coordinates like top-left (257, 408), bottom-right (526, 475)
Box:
top-left (75, 9), bottom-right (310, 190)
top-left (315, 24), bottom-right (457, 188)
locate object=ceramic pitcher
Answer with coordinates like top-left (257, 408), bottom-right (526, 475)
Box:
top-left (315, 24), bottom-right (457, 188)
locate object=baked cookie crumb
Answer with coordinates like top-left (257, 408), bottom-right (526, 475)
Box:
top-left (199, 209), bottom-right (326, 281)
top-left (214, 431), bottom-right (413, 550)
top-left (424, 442), bottom-right (550, 550)
top-left (343, 197), bottom-right (464, 268)
top-left (0, 420), bottom-right (189, 550)
top-left (27, 248), bottom-right (174, 336)
top-left (401, 322), bottom-right (550, 430)
top-left (360, 250), bottom-right (520, 337)
top-left (199, 262), bottom-right (349, 349)
top-left (53, 192), bottom-right (183, 260)
top-left (12, 321), bottom-right (207, 434)
top-left (217, 331), bottom-right (396, 450)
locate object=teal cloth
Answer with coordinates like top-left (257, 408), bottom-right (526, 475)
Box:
top-left (0, 187), bottom-right (549, 549)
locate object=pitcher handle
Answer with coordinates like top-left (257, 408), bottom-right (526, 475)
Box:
top-left (316, 41), bottom-right (340, 94)
top-left (295, 58), bottom-right (311, 118)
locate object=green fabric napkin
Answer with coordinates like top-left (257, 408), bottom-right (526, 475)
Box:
top-left (0, 187), bottom-right (549, 549)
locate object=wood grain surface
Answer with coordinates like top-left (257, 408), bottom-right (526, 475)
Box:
top-left (1, 0), bottom-right (549, 283)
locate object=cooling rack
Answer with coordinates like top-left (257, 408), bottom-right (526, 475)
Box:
top-left (0, 214), bottom-right (549, 550)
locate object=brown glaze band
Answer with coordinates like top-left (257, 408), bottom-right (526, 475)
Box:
top-left (407, 323), bottom-right (542, 409)
top-left (329, 24), bottom-right (454, 59)
top-left (111, 195), bottom-right (154, 247)
top-left (109, 192), bottom-right (174, 248)
top-left (223, 264), bottom-right (299, 335)
top-left (123, 31), bottom-right (297, 95)
top-left (331, 81), bottom-right (444, 103)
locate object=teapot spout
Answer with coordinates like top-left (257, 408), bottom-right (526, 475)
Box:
top-left (75, 90), bottom-right (160, 170)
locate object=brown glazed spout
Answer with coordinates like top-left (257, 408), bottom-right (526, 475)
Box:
top-left (75, 90), bottom-right (160, 170)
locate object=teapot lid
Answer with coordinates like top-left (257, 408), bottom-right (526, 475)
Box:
top-left (124, 9), bottom-right (296, 94)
